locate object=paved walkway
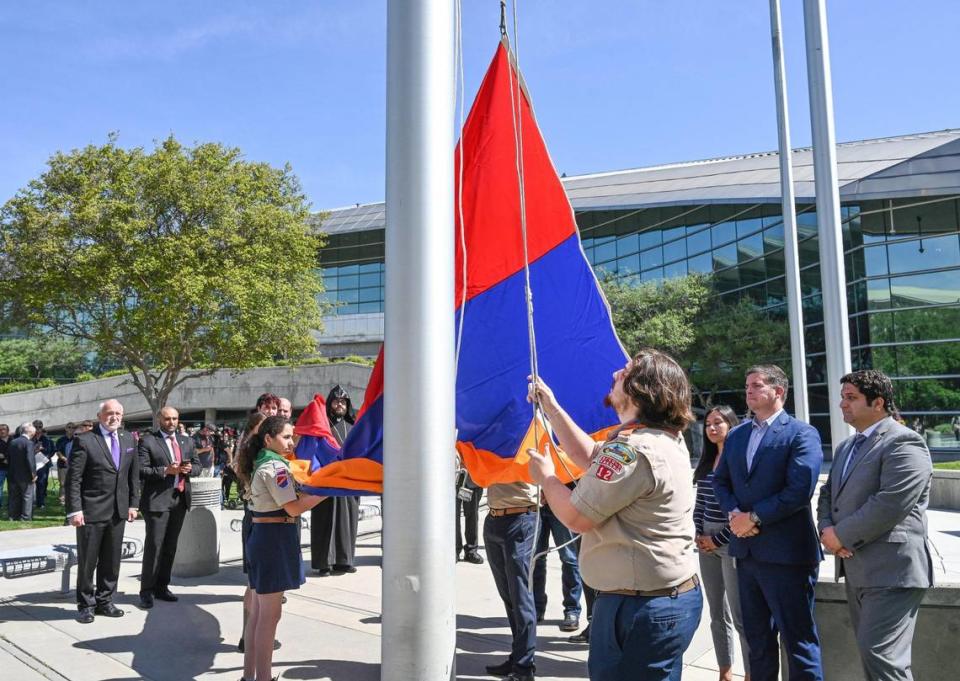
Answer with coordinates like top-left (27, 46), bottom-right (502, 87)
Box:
top-left (0, 500), bottom-right (957, 681)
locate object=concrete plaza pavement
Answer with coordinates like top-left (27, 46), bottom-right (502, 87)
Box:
top-left (1, 501), bottom-right (957, 681)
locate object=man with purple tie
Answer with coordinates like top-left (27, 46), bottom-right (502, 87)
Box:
top-left (66, 399), bottom-right (140, 624)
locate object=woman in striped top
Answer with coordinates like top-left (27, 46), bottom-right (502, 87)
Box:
top-left (694, 405), bottom-right (750, 681)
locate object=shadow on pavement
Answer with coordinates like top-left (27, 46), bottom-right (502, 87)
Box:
top-left (281, 658), bottom-right (380, 680)
top-left (456, 651), bottom-right (587, 679)
top-left (75, 592), bottom-right (239, 681)
top-left (0, 589), bottom-right (78, 622)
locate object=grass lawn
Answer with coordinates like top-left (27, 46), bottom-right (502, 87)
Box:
top-left (0, 473), bottom-right (69, 531)
top-left (934, 461), bottom-right (960, 470)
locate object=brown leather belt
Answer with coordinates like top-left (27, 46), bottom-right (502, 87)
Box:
top-left (600, 574), bottom-right (700, 598)
top-left (252, 516), bottom-right (297, 524)
top-left (488, 505), bottom-right (537, 517)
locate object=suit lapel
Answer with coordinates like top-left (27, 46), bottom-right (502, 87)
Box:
top-left (746, 414), bottom-right (785, 478)
top-left (176, 434), bottom-right (189, 463)
top-left (155, 431), bottom-right (174, 466)
top-left (837, 418), bottom-right (891, 495)
top-left (96, 430), bottom-right (118, 472)
top-left (833, 436), bottom-right (855, 497)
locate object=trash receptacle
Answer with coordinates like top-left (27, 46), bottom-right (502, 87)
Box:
top-left (172, 477), bottom-right (221, 577)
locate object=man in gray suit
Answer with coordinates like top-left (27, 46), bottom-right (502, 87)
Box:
top-left (817, 369), bottom-right (933, 681)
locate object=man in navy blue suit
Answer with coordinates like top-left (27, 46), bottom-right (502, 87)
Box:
top-left (713, 364), bottom-right (824, 681)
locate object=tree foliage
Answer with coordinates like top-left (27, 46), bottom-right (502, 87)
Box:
top-left (0, 135), bottom-right (326, 418)
top-left (0, 337), bottom-right (89, 382)
top-left (601, 274), bottom-right (790, 409)
top-left (600, 274), bottom-right (711, 356)
top-left (679, 300), bottom-right (789, 409)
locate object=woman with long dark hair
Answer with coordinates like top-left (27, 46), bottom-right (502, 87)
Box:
top-left (236, 411), bottom-right (266, 654)
top-left (236, 416), bottom-right (325, 681)
top-left (694, 405), bottom-right (749, 681)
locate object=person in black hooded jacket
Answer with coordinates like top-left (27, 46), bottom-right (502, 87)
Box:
top-left (310, 385), bottom-right (360, 575)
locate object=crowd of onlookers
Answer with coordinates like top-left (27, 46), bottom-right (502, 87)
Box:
top-left (0, 363), bottom-right (946, 681)
top-left (0, 419), bottom-right (251, 520)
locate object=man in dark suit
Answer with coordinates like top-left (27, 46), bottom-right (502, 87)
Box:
top-left (32, 420), bottom-right (55, 509)
top-left (66, 399), bottom-right (140, 623)
top-left (7, 422), bottom-right (38, 520)
top-left (138, 406), bottom-right (200, 608)
top-left (713, 364), bottom-right (824, 681)
top-left (817, 370), bottom-right (933, 680)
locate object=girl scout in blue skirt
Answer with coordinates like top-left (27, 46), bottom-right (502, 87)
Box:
top-left (236, 416), bottom-right (325, 681)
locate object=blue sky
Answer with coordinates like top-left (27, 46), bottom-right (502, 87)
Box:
top-left (1, 1), bottom-right (957, 211)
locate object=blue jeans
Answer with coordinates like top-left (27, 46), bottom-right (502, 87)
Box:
top-left (590, 583), bottom-right (703, 681)
top-left (533, 505), bottom-right (583, 618)
top-left (483, 511), bottom-right (538, 673)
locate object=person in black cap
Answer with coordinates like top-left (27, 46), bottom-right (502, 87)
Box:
top-left (310, 385), bottom-right (359, 575)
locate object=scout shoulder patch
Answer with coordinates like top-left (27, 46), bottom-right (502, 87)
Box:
top-left (275, 468), bottom-right (289, 489)
top-left (598, 441), bottom-right (638, 465)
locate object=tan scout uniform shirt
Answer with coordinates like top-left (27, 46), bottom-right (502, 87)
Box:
top-left (487, 481), bottom-right (539, 510)
top-left (571, 426), bottom-right (696, 592)
top-left (248, 460), bottom-right (298, 513)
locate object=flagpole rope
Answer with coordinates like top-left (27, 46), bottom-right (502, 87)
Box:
top-left (503, 0), bottom-right (566, 592)
top-left (454, 0), bottom-right (468, 375)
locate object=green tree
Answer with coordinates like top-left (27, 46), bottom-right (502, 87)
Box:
top-left (0, 135), bottom-right (326, 420)
top-left (600, 273), bottom-right (790, 410)
top-left (0, 337), bottom-right (89, 382)
top-left (600, 273), bottom-right (711, 356)
top-left (681, 300), bottom-right (790, 409)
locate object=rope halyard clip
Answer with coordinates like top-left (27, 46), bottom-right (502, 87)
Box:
top-left (499, 1), bottom-right (507, 37)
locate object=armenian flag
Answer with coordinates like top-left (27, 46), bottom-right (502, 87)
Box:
top-left (292, 39), bottom-right (626, 494)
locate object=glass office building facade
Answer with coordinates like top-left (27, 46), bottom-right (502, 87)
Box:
top-left (577, 197), bottom-right (960, 444)
top-left (316, 131), bottom-right (960, 449)
top-left (317, 195), bottom-right (960, 446)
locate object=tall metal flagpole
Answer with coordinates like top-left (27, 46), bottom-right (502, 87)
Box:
top-left (383, 1), bottom-right (456, 680)
top-left (802, 0), bottom-right (852, 448)
top-left (768, 0), bottom-right (809, 423)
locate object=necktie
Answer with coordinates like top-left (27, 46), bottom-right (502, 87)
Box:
top-left (169, 435), bottom-right (185, 492)
top-left (110, 431), bottom-right (120, 469)
top-left (841, 433), bottom-right (867, 483)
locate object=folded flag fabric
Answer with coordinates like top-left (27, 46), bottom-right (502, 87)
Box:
top-left (294, 348), bottom-right (384, 496)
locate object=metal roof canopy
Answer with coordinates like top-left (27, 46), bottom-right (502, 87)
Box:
top-left (319, 129), bottom-right (960, 234)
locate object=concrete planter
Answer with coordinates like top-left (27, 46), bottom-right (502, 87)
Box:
top-left (815, 580), bottom-right (960, 680)
top-left (172, 477), bottom-right (221, 578)
top-left (930, 470), bottom-right (960, 511)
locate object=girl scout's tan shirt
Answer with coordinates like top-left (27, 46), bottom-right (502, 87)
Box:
top-left (570, 426), bottom-right (696, 592)
top-left (248, 460), bottom-right (298, 513)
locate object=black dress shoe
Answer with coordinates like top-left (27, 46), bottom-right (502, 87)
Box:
top-left (567, 623), bottom-right (590, 643)
top-left (315, 568), bottom-right (331, 576)
top-left (485, 659), bottom-right (514, 676)
top-left (463, 549), bottom-right (485, 564)
top-left (139, 593), bottom-right (154, 609)
top-left (77, 608), bottom-right (95, 624)
top-left (504, 672), bottom-right (534, 681)
top-left (559, 613), bottom-right (580, 632)
top-left (94, 603), bottom-right (124, 618)
top-left (154, 588), bottom-right (178, 602)
top-left (332, 564), bottom-right (357, 574)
